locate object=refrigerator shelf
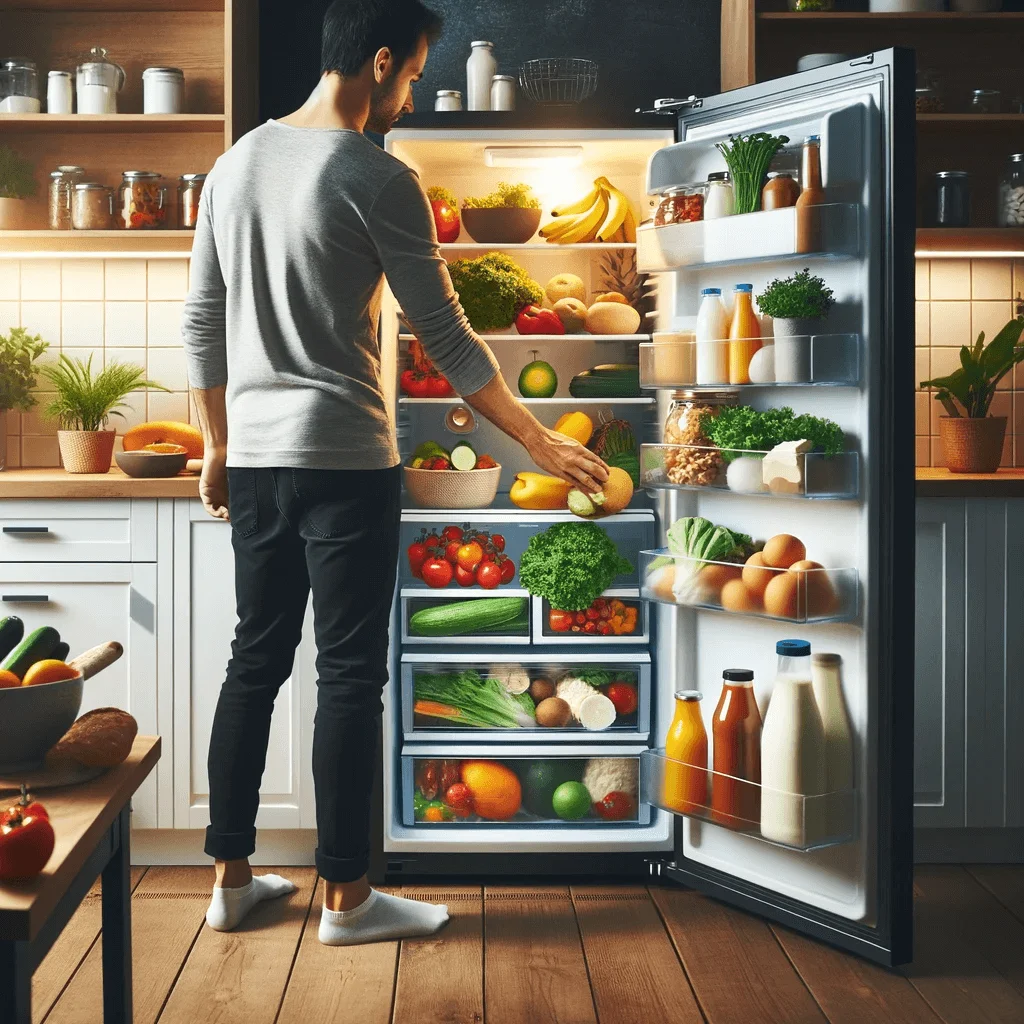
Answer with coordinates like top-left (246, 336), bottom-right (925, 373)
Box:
top-left (400, 500), bottom-right (655, 521)
top-left (532, 590), bottom-right (649, 645)
top-left (641, 550), bottom-right (858, 624)
top-left (638, 334), bottom-right (861, 389)
top-left (399, 396), bottom-right (654, 405)
top-left (641, 445), bottom-right (860, 501)
top-left (399, 333), bottom-right (650, 343)
top-left (641, 750), bottom-right (856, 853)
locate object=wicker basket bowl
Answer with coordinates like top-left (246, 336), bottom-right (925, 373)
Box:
top-left (403, 465), bottom-right (501, 509)
top-left (939, 415), bottom-right (1007, 473)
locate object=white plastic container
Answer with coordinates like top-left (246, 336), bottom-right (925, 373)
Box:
top-left (46, 71), bottom-right (73, 114)
top-left (704, 172), bottom-right (734, 220)
top-left (466, 41), bottom-right (496, 111)
top-left (695, 287), bottom-right (730, 385)
top-left (142, 67), bottom-right (184, 114)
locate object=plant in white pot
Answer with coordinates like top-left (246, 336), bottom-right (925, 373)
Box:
top-left (41, 355), bottom-right (168, 474)
top-left (756, 268), bottom-right (834, 384)
top-left (0, 327), bottom-right (49, 471)
top-left (0, 145), bottom-right (37, 230)
top-left (920, 316), bottom-right (1024, 473)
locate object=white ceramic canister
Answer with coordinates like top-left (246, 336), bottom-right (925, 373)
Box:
top-left (46, 70), bottom-right (73, 114)
top-left (466, 41), bottom-right (496, 111)
top-left (142, 67), bottom-right (184, 114)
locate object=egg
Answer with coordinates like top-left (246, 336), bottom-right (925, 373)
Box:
top-left (699, 562), bottom-right (743, 601)
top-left (726, 456), bottom-right (768, 494)
top-left (742, 551), bottom-right (777, 599)
top-left (762, 533), bottom-right (807, 569)
top-left (648, 564), bottom-right (677, 603)
top-left (721, 579), bottom-right (761, 613)
top-left (747, 344), bottom-right (775, 384)
top-left (764, 572), bottom-right (801, 619)
top-left (789, 559), bottom-right (839, 617)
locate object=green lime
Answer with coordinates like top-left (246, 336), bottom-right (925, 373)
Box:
top-left (518, 354), bottom-right (558, 398)
top-left (520, 759), bottom-right (584, 816)
top-left (552, 780), bottom-right (592, 821)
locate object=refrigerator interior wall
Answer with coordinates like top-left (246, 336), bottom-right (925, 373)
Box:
top-left (647, 90), bottom-right (882, 922)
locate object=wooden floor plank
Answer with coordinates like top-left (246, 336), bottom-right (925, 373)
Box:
top-left (966, 865), bottom-right (1024, 925)
top-left (275, 879), bottom-right (397, 1024)
top-left (571, 886), bottom-right (703, 1024)
top-left (31, 867), bottom-right (146, 1024)
top-left (773, 924), bottom-right (942, 1024)
top-left (156, 867), bottom-right (317, 1024)
top-left (44, 867), bottom-right (209, 1024)
top-left (651, 886), bottom-right (825, 1024)
top-left (391, 886), bottom-right (483, 1024)
top-left (902, 866), bottom-right (1024, 1021)
top-left (484, 887), bottom-right (596, 1024)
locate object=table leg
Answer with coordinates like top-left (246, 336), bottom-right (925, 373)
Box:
top-left (0, 940), bottom-right (32, 1024)
top-left (101, 805), bottom-right (133, 1023)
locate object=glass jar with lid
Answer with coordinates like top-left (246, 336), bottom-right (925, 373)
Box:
top-left (655, 185), bottom-right (705, 226)
top-left (117, 170), bottom-right (167, 229)
top-left (72, 183), bottom-right (113, 230)
top-left (662, 389), bottom-right (738, 488)
top-left (934, 171), bottom-right (970, 227)
top-left (178, 173), bottom-right (207, 229)
top-left (970, 88), bottom-right (1001, 114)
top-left (76, 47), bottom-right (125, 115)
top-left (762, 170), bottom-right (801, 210)
top-left (999, 153), bottom-right (1024, 227)
top-left (704, 171), bottom-right (734, 220)
top-left (142, 67), bottom-right (184, 114)
top-left (435, 89), bottom-right (462, 111)
top-left (49, 166), bottom-right (86, 230)
top-left (915, 69), bottom-right (944, 113)
top-left (0, 59), bottom-right (40, 113)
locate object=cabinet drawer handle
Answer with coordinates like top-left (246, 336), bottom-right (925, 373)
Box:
top-left (2, 526), bottom-right (50, 535)
top-left (1, 594), bottom-right (50, 603)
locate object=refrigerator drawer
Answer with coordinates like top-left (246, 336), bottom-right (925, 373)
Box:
top-left (400, 652), bottom-right (651, 742)
top-left (401, 591), bottom-right (531, 645)
top-left (532, 590), bottom-right (649, 644)
top-left (403, 745), bottom-right (651, 828)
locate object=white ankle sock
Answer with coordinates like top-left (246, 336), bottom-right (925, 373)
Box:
top-left (205, 873), bottom-right (296, 932)
top-left (318, 888), bottom-right (449, 946)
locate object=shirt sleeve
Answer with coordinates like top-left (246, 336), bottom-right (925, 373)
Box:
top-left (366, 168), bottom-right (499, 397)
top-left (181, 178), bottom-right (228, 389)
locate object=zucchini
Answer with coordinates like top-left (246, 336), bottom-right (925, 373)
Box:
top-left (569, 364), bottom-right (641, 399)
top-left (68, 641), bottom-right (124, 680)
top-left (410, 597), bottom-right (528, 637)
top-left (51, 641), bottom-right (70, 662)
top-left (0, 615), bottom-right (25, 662)
top-left (2, 625), bottom-right (61, 679)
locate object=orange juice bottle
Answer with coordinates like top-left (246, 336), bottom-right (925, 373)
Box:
top-left (663, 690), bottom-right (708, 814)
top-left (729, 284), bottom-right (762, 385)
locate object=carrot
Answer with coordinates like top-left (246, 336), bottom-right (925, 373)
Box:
top-left (414, 699), bottom-right (466, 722)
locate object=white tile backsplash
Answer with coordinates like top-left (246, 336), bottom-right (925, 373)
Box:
top-left (19, 302), bottom-right (61, 345)
top-left (147, 260), bottom-right (189, 301)
top-left (0, 262), bottom-right (19, 301)
top-left (147, 347), bottom-right (189, 391)
top-left (0, 301), bottom-right (20, 333)
top-left (147, 391), bottom-right (190, 423)
top-left (105, 302), bottom-right (147, 348)
top-left (61, 301), bottom-right (105, 348)
top-left (147, 302), bottom-right (184, 347)
top-left (929, 301), bottom-right (972, 348)
top-left (19, 261), bottom-right (62, 301)
top-left (61, 260), bottom-right (105, 301)
top-left (104, 347), bottom-right (147, 369)
top-left (971, 260), bottom-right (1013, 301)
top-left (104, 260), bottom-right (148, 301)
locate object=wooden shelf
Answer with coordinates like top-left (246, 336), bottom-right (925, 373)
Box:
top-left (759, 11), bottom-right (1024, 23)
top-left (0, 230), bottom-right (195, 254)
top-left (917, 114), bottom-right (1024, 126)
top-left (915, 228), bottom-right (1024, 256)
top-left (0, 1), bottom-right (221, 9)
top-left (0, 114), bottom-right (226, 134)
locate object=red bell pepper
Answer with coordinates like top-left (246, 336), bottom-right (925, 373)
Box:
top-left (516, 305), bottom-right (565, 336)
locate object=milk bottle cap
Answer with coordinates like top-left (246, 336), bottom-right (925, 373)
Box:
top-left (776, 639), bottom-right (810, 657)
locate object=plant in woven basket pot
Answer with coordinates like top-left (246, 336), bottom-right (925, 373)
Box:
top-left (0, 144), bottom-right (38, 230)
top-left (0, 328), bottom-right (49, 471)
top-left (41, 355), bottom-right (168, 474)
top-left (757, 269), bottom-right (835, 384)
top-left (920, 316), bottom-right (1024, 473)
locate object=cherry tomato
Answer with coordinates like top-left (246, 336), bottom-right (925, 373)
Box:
top-left (420, 556), bottom-right (453, 588)
top-left (457, 541), bottom-right (484, 572)
top-left (490, 533), bottom-right (506, 552)
top-left (0, 790), bottom-right (55, 881)
top-left (404, 373), bottom-right (432, 398)
top-left (584, 621), bottom-right (598, 634)
top-left (605, 682), bottom-right (638, 716)
top-left (406, 534), bottom-right (428, 578)
top-left (586, 607), bottom-right (600, 621)
top-left (499, 556), bottom-right (516, 585)
top-left (441, 525), bottom-right (464, 544)
top-left (455, 564), bottom-right (477, 587)
top-left (597, 622), bottom-right (612, 636)
top-left (593, 791), bottom-right (634, 821)
top-left (476, 561), bottom-right (502, 589)
top-left (399, 369), bottom-right (418, 396)
top-left (424, 532), bottom-right (441, 549)
top-left (472, 532), bottom-right (490, 547)
top-left (444, 540), bottom-right (461, 564)
top-left (575, 612), bottom-right (587, 626)
top-left (549, 609), bottom-right (574, 632)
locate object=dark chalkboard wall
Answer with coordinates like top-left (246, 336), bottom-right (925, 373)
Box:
top-left (259, 0), bottom-right (720, 123)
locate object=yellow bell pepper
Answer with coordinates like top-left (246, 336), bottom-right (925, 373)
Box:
top-left (553, 411), bottom-right (594, 446)
top-left (509, 472), bottom-right (572, 510)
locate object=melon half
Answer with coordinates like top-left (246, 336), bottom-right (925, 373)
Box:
top-left (123, 421), bottom-right (204, 459)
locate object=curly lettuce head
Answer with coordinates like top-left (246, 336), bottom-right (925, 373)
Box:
top-left (448, 253), bottom-right (544, 333)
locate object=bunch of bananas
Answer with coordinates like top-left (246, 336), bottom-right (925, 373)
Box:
top-left (539, 177), bottom-right (637, 245)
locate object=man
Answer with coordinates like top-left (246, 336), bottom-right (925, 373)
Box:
top-left (182, 0), bottom-right (608, 947)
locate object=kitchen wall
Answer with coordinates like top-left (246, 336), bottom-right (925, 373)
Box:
top-left (915, 258), bottom-right (1024, 469)
top-left (0, 258), bottom-right (191, 468)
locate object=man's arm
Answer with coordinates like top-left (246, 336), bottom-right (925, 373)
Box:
top-left (191, 385), bottom-right (229, 520)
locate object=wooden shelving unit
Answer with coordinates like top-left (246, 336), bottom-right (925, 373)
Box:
top-left (0, 114), bottom-right (227, 134)
top-left (0, 229), bottom-right (196, 254)
top-left (916, 227), bottom-right (1024, 256)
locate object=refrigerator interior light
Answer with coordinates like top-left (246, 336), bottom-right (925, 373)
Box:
top-left (484, 145), bottom-right (584, 168)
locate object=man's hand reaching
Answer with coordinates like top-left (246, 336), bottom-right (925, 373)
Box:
top-left (200, 447), bottom-right (230, 521)
top-left (524, 427), bottom-right (610, 495)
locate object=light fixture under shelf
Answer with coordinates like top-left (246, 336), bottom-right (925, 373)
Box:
top-left (484, 145), bottom-right (584, 169)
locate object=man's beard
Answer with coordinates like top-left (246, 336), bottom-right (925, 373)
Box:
top-left (366, 83), bottom-right (402, 134)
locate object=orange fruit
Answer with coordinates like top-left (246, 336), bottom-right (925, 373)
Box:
top-left (460, 760), bottom-right (522, 820)
top-left (22, 660), bottom-right (81, 687)
top-left (143, 442), bottom-right (187, 455)
top-left (123, 421), bottom-right (203, 459)
top-left (0, 669), bottom-right (21, 689)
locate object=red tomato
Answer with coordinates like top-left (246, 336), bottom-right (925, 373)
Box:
top-left (455, 564), bottom-right (477, 587)
top-left (0, 794), bottom-right (55, 881)
top-left (441, 525), bottom-right (464, 544)
top-left (490, 533), bottom-right (506, 552)
top-left (420, 557), bottom-right (453, 588)
top-left (585, 606), bottom-right (600, 621)
top-left (424, 532), bottom-right (441, 549)
top-left (605, 682), bottom-right (638, 716)
top-left (405, 373), bottom-right (432, 398)
top-left (597, 622), bottom-right (612, 636)
top-left (593, 792), bottom-right (634, 821)
top-left (443, 782), bottom-right (473, 811)
top-left (399, 369), bottom-right (418, 396)
top-left (476, 561), bottom-right (502, 589)
top-left (444, 540), bottom-right (462, 564)
top-left (456, 541), bottom-right (484, 572)
top-left (406, 537), bottom-right (428, 578)
top-left (584, 621), bottom-right (597, 634)
top-left (498, 556), bottom-right (516, 585)
top-left (549, 609), bottom-right (574, 632)
top-left (425, 374), bottom-right (454, 398)
top-left (430, 198), bottom-right (461, 244)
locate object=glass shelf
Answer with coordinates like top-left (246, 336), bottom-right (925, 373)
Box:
top-left (641, 750), bottom-right (855, 853)
top-left (640, 550), bottom-right (858, 624)
top-left (641, 445), bottom-right (860, 500)
top-left (639, 334), bottom-right (860, 389)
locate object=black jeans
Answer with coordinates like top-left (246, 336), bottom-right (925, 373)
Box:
top-left (204, 465), bottom-right (401, 883)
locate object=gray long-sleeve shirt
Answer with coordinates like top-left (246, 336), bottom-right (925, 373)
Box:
top-left (182, 120), bottom-right (498, 470)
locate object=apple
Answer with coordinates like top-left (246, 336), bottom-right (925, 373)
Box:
top-left (545, 273), bottom-right (586, 307)
top-left (552, 297), bottom-right (588, 333)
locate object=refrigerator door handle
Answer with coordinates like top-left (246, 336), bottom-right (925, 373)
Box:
top-left (850, 54), bottom-right (875, 67)
top-left (635, 95), bottom-right (703, 115)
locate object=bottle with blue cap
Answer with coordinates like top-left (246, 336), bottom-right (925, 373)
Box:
top-left (696, 287), bottom-right (729, 384)
top-left (760, 638), bottom-right (828, 847)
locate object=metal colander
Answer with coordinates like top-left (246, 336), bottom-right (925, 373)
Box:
top-left (519, 58), bottom-right (598, 105)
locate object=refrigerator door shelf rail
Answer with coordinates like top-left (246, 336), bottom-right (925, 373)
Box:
top-left (532, 590), bottom-right (650, 645)
top-left (641, 749), bottom-right (856, 853)
top-left (639, 335), bottom-right (861, 390)
top-left (399, 503), bottom-right (656, 523)
top-left (399, 333), bottom-right (650, 344)
top-left (437, 242), bottom-right (638, 252)
top-left (641, 445), bottom-right (860, 501)
top-left (640, 550), bottom-right (858, 625)
top-left (399, 396), bottom-right (655, 405)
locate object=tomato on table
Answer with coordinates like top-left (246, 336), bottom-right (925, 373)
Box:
top-left (0, 788), bottom-right (55, 881)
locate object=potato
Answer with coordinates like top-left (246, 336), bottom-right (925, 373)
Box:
top-left (764, 572), bottom-right (801, 619)
top-left (585, 301), bottom-right (642, 336)
top-left (762, 534), bottom-right (806, 569)
top-left (741, 551), bottom-right (776, 599)
top-left (535, 697), bottom-right (572, 728)
top-left (721, 579), bottom-right (760, 613)
top-left (789, 559), bottom-right (838, 617)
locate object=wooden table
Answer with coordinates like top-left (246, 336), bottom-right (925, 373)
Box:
top-left (0, 737), bottom-right (160, 1024)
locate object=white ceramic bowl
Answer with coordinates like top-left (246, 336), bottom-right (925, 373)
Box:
top-left (0, 672), bottom-right (84, 773)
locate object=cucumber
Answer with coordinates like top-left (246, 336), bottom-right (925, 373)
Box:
top-left (410, 597), bottom-right (528, 637)
top-left (450, 443), bottom-right (477, 471)
top-left (0, 615), bottom-right (25, 662)
top-left (2, 625), bottom-right (61, 679)
top-left (569, 364), bottom-right (641, 398)
top-left (51, 641), bottom-right (70, 662)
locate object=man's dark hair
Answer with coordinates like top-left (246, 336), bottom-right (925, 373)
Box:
top-left (321, 0), bottom-right (443, 77)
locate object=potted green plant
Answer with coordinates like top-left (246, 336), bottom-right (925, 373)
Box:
top-left (0, 145), bottom-right (38, 230)
top-left (756, 269), bottom-right (835, 383)
top-left (0, 327), bottom-right (49, 471)
top-left (41, 355), bottom-right (168, 474)
top-left (920, 317), bottom-right (1024, 473)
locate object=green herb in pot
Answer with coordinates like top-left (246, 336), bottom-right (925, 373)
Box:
top-left (715, 133), bottom-right (790, 215)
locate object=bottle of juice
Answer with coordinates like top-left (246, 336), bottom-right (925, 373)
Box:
top-left (728, 283), bottom-right (762, 385)
top-left (711, 668), bottom-right (762, 830)
top-left (663, 690), bottom-right (708, 815)
top-left (796, 134), bottom-right (825, 252)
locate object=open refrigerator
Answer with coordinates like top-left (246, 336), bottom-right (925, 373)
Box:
top-left (381, 48), bottom-right (915, 966)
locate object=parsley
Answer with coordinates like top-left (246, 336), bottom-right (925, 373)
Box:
top-left (699, 406), bottom-right (845, 460)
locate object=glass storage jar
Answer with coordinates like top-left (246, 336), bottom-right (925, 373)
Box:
top-left (117, 170), bottom-right (167, 229)
top-left (704, 171), bottom-right (734, 219)
top-left (655, 186), bottom-right (705, 226)
top-left (0, 59), bottom-right (40, 113)
top-left (76, 47), bottom-right (124, 115)
top-left (915, 69), bottom-right (944, 113)
top-left (72, 183), bottom-right (113, 230)
top-left (49, 166), bottom-right (86, 230)
top-left (490, 75), bottom-right (516, 111)
top-left (934, 171), bottom-right (970, 227)
top-left (178, 173), bottom-right (206, 229)
top-left (46, 70), bottom-right (73, 114)
top-left (999, 153), bottom-right (1024, 227)
top-left (662, 389), bottom-right (738, 487)
top-left (762, 170), bottom-right (801, 210)
top-left (970, 89), bottom-right (1001, 114)
top-left (435, 89), bottom-right (462, 111)
top-left (142, 67), bottom-right (184, 114)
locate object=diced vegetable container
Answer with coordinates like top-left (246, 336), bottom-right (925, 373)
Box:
top-left (533, 591), bottom-right (650, 644)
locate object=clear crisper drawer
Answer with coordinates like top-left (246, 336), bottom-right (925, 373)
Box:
top-left (641, 445), bottom-right (859, 500)
top-left (532, 590), bottom-right (649, 645)
top-left (640, 550), bottom-right (857, 624)
top-left (403, 748), bottom-right (650, 827)
top-left (401, 652), bottom-right (651, 741)
top-left (401, 591), bottom-right (531, 645)
top-left (641, 749), bottom-right (855, 852)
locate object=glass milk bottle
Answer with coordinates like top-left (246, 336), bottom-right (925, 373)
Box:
top-left (811, 652), bottom-right (854, 837)
top-left (760, 640), bottom-right (827, 847)
top-left (662, 690), bottom-right (708, 815)
top-left (466, 42), bottom-right (496, 111)
top-left (695, 287), bottom-right (730, 384)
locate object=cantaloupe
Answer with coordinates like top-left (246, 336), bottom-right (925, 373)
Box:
top-left (123, 421), bottom-right (203, 459)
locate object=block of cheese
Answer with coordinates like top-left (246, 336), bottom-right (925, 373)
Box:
top-left (762, 439), bottom-right (814, 494)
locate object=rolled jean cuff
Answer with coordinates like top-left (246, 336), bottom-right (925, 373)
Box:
top-left (315, 846), bottom-right (369, 884)
top-left (204, 826), bottom-right (257, 862)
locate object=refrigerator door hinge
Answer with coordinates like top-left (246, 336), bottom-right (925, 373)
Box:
top-left (635, 95), bottom-right (703, 116)
top-left (645, 858), bottom-right (666, 879)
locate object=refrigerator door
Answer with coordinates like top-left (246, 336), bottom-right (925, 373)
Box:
top-left (643, 49), bottom-right (914, 966)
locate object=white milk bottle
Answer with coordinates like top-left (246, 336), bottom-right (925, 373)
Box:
top-left (695, 287), bottom-right (729, 384)
top-left (811, 652), bottom-right (854, 837)
top-left (760, 639), bottom-right (827, 847)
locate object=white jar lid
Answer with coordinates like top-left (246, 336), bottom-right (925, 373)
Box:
top-left (436, 89), bottom-right (462, 97)
top-left (143, 66), bottom-right (184, 78)
top-left (492, 75), bottom-right (515, 82)
top-left (471, 41), bottom-right (493, 48)
top-left (48, 70), bottom-right (72, 79)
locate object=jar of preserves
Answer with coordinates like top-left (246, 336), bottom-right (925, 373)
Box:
top-left (655, 186), bottom-right (705, 226)
top-left (915, 69), bottom-right (944, 113)
top-left (0, 58), bottom-right (40, 113)
top-left (662, 389), bottom-right (738, 487)
top-left (118, 170), bottom-right (167, 229)
top-left (435, 89), bottom-right (462, 111)
top-left (761, 170), bottom-right (801, 210)
top-left (48, 166), bottom-right (86, 230)
top-left (970, 88), bottom-right (1001, 114)
top-left (178, 173), bottom-right (206, 229)
top-left (934, 170), bottom-right (970, 228)
top-left (704, 171), bottom-right (734, 219)
top-left (71, 183), bottom-right (113, 230)
top-left (999, 153), bottom-right (1024, 227)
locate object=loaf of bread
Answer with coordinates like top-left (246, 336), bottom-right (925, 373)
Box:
top-left (53, 708), bottom-right (138, 767)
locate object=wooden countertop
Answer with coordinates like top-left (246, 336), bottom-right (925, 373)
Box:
top-left (0, 468), bottom-right (200, 499)
top-left (916, 468), bottom-right (1024, 498)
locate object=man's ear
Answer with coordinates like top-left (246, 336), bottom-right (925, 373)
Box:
top-left (373, 46), bottom-right (394, 84)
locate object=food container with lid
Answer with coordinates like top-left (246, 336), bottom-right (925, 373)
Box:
top-left (999, 153), bottom-right (1024, 227)
top-left (655, 185), bottom-right (705, 226)
top-left (490, 74), bottom-right (516, 111)
top-left (46, 71), bottom-right (73, 114)
top-left (661, 389), bottom-right (739, 488)
top-left (178, 173), bottom-right (207, 229)
top-left (704, 172), bottom-right (734, 220)
top-left (117, 170), bottom-right (167, 229)
top-left (970, 88), bottom-right (1001, 114)
top-left (143, 67), bottom-right (184, 114)
top-left (435, 89), bottom-right (462, 111)
top-left (76, 47), bottom-right (125, 115)
top-left (72, 183), bottom-right (113, 230)
top-left (0, 59), bottom-right (40, 113)
top-left (933, 171), bottom-right (970, 228)
top-left (49, 166), bottom-right (86, 230)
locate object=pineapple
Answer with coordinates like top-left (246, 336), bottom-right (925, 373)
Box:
top-left (596, 249), bottom-right (655, 320)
